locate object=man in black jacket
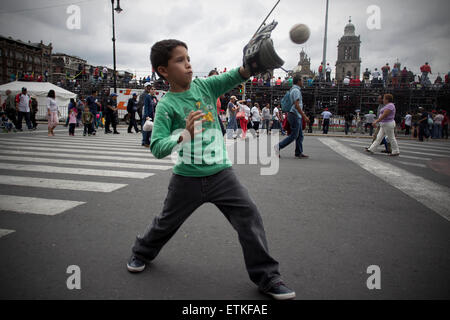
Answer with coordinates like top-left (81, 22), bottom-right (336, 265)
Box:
top-left (105, 93), bottom-right (120, 134)
top-left (127, 93), bottom-right (140, 133)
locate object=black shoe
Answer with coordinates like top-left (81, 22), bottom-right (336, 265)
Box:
top-left (114, 131), bottom-right (120, 134)
top-left (295, 154), bottom-right (309, 159)
top-left (105, 130), bottom-right (112, 134)
top-left (263, 282), bottom-right (296, 300)
top-left (127, 255), bottom-right (146, 273)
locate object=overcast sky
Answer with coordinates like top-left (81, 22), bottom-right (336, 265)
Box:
top-left (1, 0), bottom-right (449, 81)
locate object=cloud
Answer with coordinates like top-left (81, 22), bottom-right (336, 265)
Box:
top-left (0, 0), bottom-right (448, 80)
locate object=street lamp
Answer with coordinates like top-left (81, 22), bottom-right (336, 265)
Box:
top-left (111, 0), bottom-right (123, 93)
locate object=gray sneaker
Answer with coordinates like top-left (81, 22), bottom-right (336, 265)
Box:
top-left (127, 255), bottom-right (146, 273)
top-left (263, 282), bottom-right (296, 300)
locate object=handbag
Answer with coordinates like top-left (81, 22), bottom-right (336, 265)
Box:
top-left (236, 111), bottom-right (245, 120)
top-left (143, 119), bottom-right (154, 132)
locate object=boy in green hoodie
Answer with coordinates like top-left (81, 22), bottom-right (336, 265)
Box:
top-left (127, 39), bottom-right (294, 300)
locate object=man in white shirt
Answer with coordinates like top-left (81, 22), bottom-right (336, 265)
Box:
top-left (271, 105), bottom-right (281, 132)
top-left (321, 108), bottom-right (332, 134)
top-left (16, 87), bottom-right (33, 131)
top-left (364, 111), bottom-right (376, 136)
top-left (250, 103), bottom-right (261, 137)
top-left (404, 112), bottom-right (412, 136)
top-left (326, 63), bottom-right (332, 83)
top-left (343, 76), bottom-right (350, 86)
top-left (372, 68), bottom-right (381, 87)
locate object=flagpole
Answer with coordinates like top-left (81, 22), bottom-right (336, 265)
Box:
top-left (322, 0), bottom-right (329, 81)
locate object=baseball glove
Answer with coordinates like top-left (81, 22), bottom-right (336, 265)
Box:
top-left (243, 20), bottom-right (285, 77)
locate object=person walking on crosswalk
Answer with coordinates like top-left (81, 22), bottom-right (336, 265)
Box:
top-left (16, 87), bottom-right (33, 131)
top-left (367, 95), bottom-right (391, 153)
top-left (142, 85), bottom-right (157, 147)
top-left (47, 90), bottom-right (59, 137)
top-left (366, 94), bottom-right (400, 156)
top-left (127, 93), bottom-right (140, 134)
top-left (105, 93), bottom-right (120, 135)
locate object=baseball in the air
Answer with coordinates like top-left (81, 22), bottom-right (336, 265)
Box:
top-left (289, 23), bottom-right (311, 44)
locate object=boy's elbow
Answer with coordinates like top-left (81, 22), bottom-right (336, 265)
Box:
top-left (150, 142), bottom-right (164, 159)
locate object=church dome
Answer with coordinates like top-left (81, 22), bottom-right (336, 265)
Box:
top-left (344, 18), bottom-right (355, 36)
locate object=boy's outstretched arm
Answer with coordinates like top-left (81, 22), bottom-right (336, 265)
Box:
top-left (202, 66), bottom-right (251, 99)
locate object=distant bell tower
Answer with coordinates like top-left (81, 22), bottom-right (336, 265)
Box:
top-left (335, 17), bottom-right (361, 81)
top-left (293, 48), bottom-right (315, 82)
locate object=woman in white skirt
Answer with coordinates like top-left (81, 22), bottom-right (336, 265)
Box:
top-left (47, 90), bottom-right (58, 136)
top-left (366, 93), bottom-right (400, 156)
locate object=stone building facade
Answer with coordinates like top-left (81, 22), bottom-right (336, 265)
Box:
top-left (292, 49), bottom-right (316, 82)
top-left (335, 18), bottom-right (361, 82)
top-left (0, 35), bottom-right (52, 84)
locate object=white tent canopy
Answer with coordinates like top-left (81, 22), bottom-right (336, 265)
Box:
top-left (0, 81), bottom-right (77, 120)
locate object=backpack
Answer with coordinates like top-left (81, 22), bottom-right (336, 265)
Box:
top-left (427, 115), bottom-right (433, 126)
top-left (281, 88), bottom-right (293, 113)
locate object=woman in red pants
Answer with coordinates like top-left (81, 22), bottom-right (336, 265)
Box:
top-left (237, 99), bottom-right (251, 139)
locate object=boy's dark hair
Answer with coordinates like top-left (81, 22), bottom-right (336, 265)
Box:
top-left (150, 39), bottom-right (188, 80)
top-left (47, 90), bottom-right (55, 98)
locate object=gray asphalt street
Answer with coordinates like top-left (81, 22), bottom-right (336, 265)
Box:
top-left (0, 127), bottom-right (449, 300)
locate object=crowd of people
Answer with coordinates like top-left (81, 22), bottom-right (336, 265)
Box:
top-left (0, 87), bottom-right (39, 132)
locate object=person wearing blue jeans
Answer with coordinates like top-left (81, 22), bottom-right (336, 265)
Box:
top-left (275, 75), bottom-right (310, 158)
top-left (142, 86), bottom-right (157, 147)
top-left (278, 112), bottom-right (304, 156)
top-left (226, 96), bottom-right (238, 139)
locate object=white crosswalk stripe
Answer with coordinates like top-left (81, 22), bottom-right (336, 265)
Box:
top-left (0, 131), bottom-right (233, 231)
top-left (397, 161), bottom-right (428, 168)
top-left (347, 144), bottom-right (433, 161)
top-left (344, 140), bottom-right (450, 157)
top-left (391, 142), bottom-right (450, 153)
top-left (0, 136), bottom-right (143, 148)
top-left (0, 144), bottom-right (164, 158)
top-left (0, 195), bottom-right (85, 216)
top-left (0, 149), bottom-right (173, 164)
top-left (0, 140), bottom-right (154, 154)
top-left (0, 155), bottom-right (172, 171)
top-left (0, 175), bottom-right (127, 192)
top-left (0, 229), bottom-right (15, 238)
top-left (0, 162), bottom-right (153, 179)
